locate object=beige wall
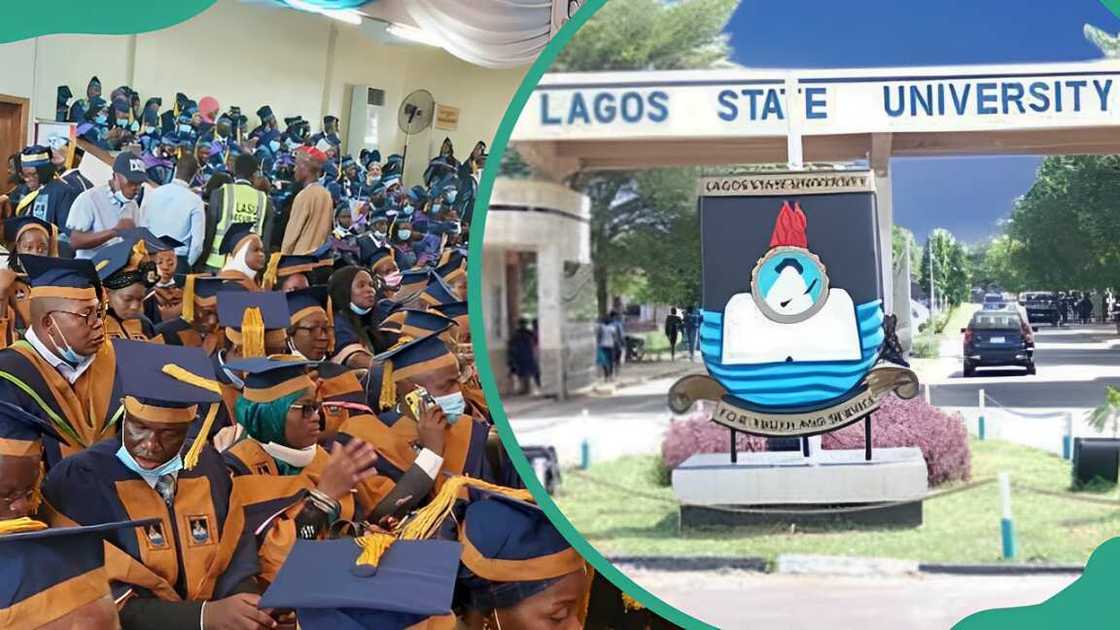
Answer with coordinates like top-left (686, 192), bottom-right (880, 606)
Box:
top-left (0, 0), bottom-right (525, 183)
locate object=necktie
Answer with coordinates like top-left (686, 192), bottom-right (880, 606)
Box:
top-left (155, 474), bottom-right (176, 506)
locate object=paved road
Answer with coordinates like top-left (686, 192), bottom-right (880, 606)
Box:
top-left (511, 323), bottom-right (1120, 463)
top-left (620, 569), bottom-right (1077, 630)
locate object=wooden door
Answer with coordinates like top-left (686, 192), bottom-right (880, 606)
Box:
top-left (0, 94), bottom-right (30, 197)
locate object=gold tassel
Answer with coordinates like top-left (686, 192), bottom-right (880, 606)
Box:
top-left (129, 240), bottom-right (148, 271)
top-left (182, 274), bottom-right (197, 323)
top-left (354, 531), bottom-right (395, 569)
top-left (0, 517), bottom-right (48, 535)
top-left (379, 360), bottom-right (396, 411)
top-left (398, 477), bottom-right (533, 541)
top-left (241, 307), bottom-right (265, 358)
top-left (326, 295), bottom-right (335, 354)
top-left (262, 252), bottom-right (282, 290)
top-left (161, 364), bottom-right (223, 470)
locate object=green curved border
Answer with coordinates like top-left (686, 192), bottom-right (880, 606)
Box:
top-left (0, 1), bottom-right (216, 44)
top-left (465, 2), bottom-right (712, 628)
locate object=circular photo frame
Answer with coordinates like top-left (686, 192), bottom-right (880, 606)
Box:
top-left (748, 246), bottom-right (831, 324)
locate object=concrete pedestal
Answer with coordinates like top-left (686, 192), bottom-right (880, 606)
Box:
top-left (672, 448), bottom-right (928, 528)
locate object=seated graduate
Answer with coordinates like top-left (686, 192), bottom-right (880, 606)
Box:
top-left (427, 301), bottom-right (488, 422)
top-left (284, 286), bottom-right (366, 440)
top-left (216, 222), bottom-right (266, 292)
top-left (0, 520), bottom-right (154, 629)
top-left (327, 265), bottom-right (383, 369)
top-left (367, 246), bottom-right (404, 299)
top-left (220, 356), bottom-right (378, 581)
top-left (92, 237), bottom-right (162, 341)
top-left (456, 496), bottom-right (591, 630)
top-left (0, 216), bottom-right (59, 346)
top-left (153, 275), bottom-right (241, 354)
top-left (258, 524), bottom-right (463, 630)
top-left (145, 246), bottom-right (184, 325)
top-left (341, 331), bottom-right (497, 494)
top-left (42, 340), bottom-right (275, 630)
top-left (0, 399), bottom-right (65, 524)
top-left (0, 255), bottom-right (120, 468)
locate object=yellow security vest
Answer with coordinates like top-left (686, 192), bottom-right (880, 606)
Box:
top-left (206, 182), bottom-right (266, 269)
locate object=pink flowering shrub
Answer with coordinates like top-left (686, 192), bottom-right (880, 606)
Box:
top-left (824, 394), bottom-right (971, 486)
top-left (659, 395), bottom-right (970, 487)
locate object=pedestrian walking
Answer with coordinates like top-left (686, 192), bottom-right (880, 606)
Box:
top-left (508, 317), bottom-right (541, 396)
top-left (597, 315), bottom-right (619, 381)
top-left (664, 307), bottom-right (682, 361)
top-left (609, 310), bottom-right (625, 375)
top-left (683, 305), bottom-right (701, 360)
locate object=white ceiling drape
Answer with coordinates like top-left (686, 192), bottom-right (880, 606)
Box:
top-left (403, 0), bottom-right (554, 68)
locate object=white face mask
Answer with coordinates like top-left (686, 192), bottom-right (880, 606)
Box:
top-left (222, 238), bottom-right (258, 278)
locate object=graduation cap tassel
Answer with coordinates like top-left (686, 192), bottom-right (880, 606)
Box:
top-left (182, 274), bottom-right (197, 323)
top-left (0, 517), bottom-right (48, 535)
top-left (353, 531), bottom-right (395, 570)
top-left (241, 307), bottom-right (266, 358)
top-left (379, 360), bottom-right (396, 412)
top-left (160, 364), bottom-right (223, 470)
top-left (397, 476), bottom-right (533, 541)
top-left (326, 296), bottom-right (335, 355)
top-left (262, 253), bottom-right (282, 290)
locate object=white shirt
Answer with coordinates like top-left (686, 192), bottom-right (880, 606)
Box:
top-left (24, 328), bottom-right (96, 384)
top-left (66, 183), bottom-right (140, 259)
top-left (140, 179), bottom-right (206, 265)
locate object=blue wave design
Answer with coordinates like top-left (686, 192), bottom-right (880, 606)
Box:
top-left (699, 299), bottom-right (884, 407)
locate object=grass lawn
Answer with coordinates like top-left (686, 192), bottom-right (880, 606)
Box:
top-left (553, 439), bottom-right (1120, 565)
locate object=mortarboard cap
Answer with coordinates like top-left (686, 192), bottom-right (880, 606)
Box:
top-left (374, 331), bottom-right (457, 394)
top-left (257, 105), bottom-right (274, 121)
top-left (435, 254), bottom-right (466, 285)
top-left (91, 237), bottom-right (154, 290)
top-left (367, 247), bottom-right (395, 270)
top-left (3, 216), bottom-right (57, 256)
top-left (180, 275), bottom-right (243, 323)
top-left (226, 356), bottom-right (317, 403)
top-left (0, 398), bottom-right (63, 459)
top-left (261, 251), bottom-right (331, 290)
top-left (378, 308), bottom-right (453, 339)
top-left (286, 285), bottom-right (330, 326)
top-left (87, 76), bottom-right (101, 90)
top-left (259, 538), bottom-right (462, 630)
top-left (18, 145), bottom-right (51, 169)
top-left (21, 255), bottom-right (100, 302)
top-left (429, 300), bottom-right (467, 321)
top-left (56, 85), bottom-right (73, 103)
top-left (457, 495), bottom-right (585, 612)
top-left (420, 273), bottom-right (459, 307)
top-left (397, 268), bottom-right (432, 298)
top-left (218, 222), bottom-right (258, 256)
top-left (382, 172), bottom-right (401, 189)
top-left (323, 115), bottom-right (338, 126)
top-left (218, 291), bottom-right (290, 358)
top-left (0, 519), bottom-right (158, 628)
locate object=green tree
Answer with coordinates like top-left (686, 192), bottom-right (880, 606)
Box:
top-left (891, 225), bottom-right (922, 283)
top-left (547, 0), bottom-right (737, 315)
top-left (919, 229), bottom-right (970, 308)
top-left (979, 234), bottom-right (1028, 293)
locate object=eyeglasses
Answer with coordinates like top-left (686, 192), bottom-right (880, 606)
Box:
top-left (293, 324), bottom-right (334, 337)
top-left (289, 402), bottom-right (322, 418)
top-left (49, 306), bottom-right (102, 326)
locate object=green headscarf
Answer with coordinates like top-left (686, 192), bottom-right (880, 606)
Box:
top-left (235, 390), bottom-right (305, 475)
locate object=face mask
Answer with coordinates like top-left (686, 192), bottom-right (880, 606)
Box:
top-left (382, 271), bottom-right (403, 287)
top-left (112, 188), bottom-right (131, 206)
top-left (48, 316), bottom-right (89, 365)
top-left (116, 118), bottom-right (129, 127)
top-left (95, 114), bottom-right (108, 125)
top-left (179, 123), bottom-right (193, 134)
top-left (433, 391), bottom-right (466, 424)
top-left (397, 229), bottom-right (412, 240)
top-left (116, 442), bottom-right (183, 484)
top-left (143, 125), bottom-right (156, 135)
top-left (367, 175), bottom-right (380, 185)
top-left (402, 204), bottom-right (414, 216)
top-left (373, 229), bottom-right (386, 240)
top-left (349, 301), bottom-right (372, 316)
top-left (431, 202), bottom-right (442, 213)
top-left (269, 140), bottom-right (281, 153)
top-left (446, 190), bottom-right (458, 203)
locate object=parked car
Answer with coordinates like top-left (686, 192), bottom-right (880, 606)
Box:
top-left (962, 310), bottom-right (1037, 377)
top-left (982, 293), bottom-right (1007, 310)
top-left (1020, 291), bottom-right (1061, 327)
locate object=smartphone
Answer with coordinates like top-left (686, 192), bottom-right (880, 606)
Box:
top-left (404, 386), bottom-right (436, 420)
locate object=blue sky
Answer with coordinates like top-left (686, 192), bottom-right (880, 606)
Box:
top-left (723, 0), bottom-right (1120, 244)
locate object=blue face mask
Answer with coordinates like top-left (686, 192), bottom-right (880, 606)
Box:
top-left (116, 442), bottom-right (183, 484)
top-left (350, 301), bottom-right (372, 316)
top-left (402, 204), bottom-right (414, 216)
top-left (433, 391), bottom-right (466, 424)
top-left (446, 190), bottom-right (458, 203)
top-left (113, 189), bottom-right (132, 206)
top-left (178, 123), bottom-right (193, 134)
top-left (116, 118), bottom-right (129, 127)
top-left (269, 140), bottom-right (281, 153)
top-left (397, 229), bottom-right (412, 240)
top-left (47, 316), bottom-right (89, 365)
top-left (431, 202), bottom-right (442, 213)
top-left (95, 114), bottom-right (109, 125)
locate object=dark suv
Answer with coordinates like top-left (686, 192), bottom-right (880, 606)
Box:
top-left (1021, 291), bottom-right (1061, 327)
top-left (962, 310), bottom-right (1036, 377)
